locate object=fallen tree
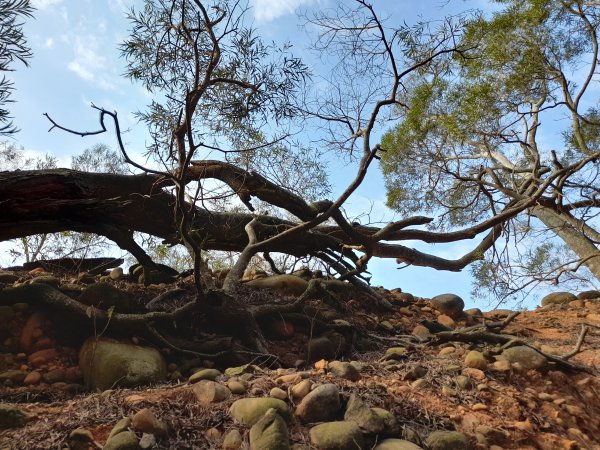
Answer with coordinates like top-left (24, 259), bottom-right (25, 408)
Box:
top-left (0, 165), bottom-right (538, 279)
top-left (0, 0), bottom-right (573, 357)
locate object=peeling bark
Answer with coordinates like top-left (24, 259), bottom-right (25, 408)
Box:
top-left (531, 206), bottom-right (600, 281)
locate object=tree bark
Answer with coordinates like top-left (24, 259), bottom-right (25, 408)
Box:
top-left (531, 206), bottom-right (600, 280)
top-left (0, 168), bottom-right (506, 273)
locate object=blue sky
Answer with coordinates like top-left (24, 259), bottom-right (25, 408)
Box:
top-left (3, 0), bottom-right (532, 310)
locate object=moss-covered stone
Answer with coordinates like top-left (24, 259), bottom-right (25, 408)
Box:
top-left (79, 337), bottom-right (167, 391)
top-left (230, 398), bottom-right (291, 426)
top-left (249, 408), bottom-right (290, 450)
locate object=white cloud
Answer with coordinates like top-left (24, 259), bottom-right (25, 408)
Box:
top-left (108, 0), bottom-right (128, 14)
top-left (67, 61), bottom-right (94, 81)
top-left (44, 37), bottom-right (54, 48)
top-left (67, 36), bottom-right (116, 90)
top-left (251, 0), bottom-right (316, 22)
top-left (31, 0), bottom-right (63, 9)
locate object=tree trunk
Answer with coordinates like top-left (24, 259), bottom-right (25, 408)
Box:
top-left (531, 206), bottom-right (600, 281)
top-left (0, 168), bottom-right (503, 273)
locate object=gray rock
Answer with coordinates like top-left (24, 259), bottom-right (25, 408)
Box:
top-left (309, 421), bottom-right (364, 450)
top-left (29, 275), bottom-right (61, 287)
top-left (270, 387), bottom-right (288, 400)
top-left (371, 408), bottom-right (400, 436)
top-left (230, 398), bottom-right (291, 426)
top-left (474, 425), bottom-right (508, 446)
top-left (430, 294), bottom-right (464, 319)
top-left (290, 379), bottom-right (311, 399)
top-left (500, 346), bottom-right (548, 371)
top-left (382, 347), bottom-right (408, 362)
top-left (394, 292), bottom-right (415, 303)
top-left (228, 379), bottom-right (248, 395)
top-left (374, 439), bottom-right (423, 450)
top-left (110, 267), bottom-right (124, 280)
top-left (249, 408), bottom-right (290, 450)
top-left (307, 336), bottom-right (336, 362)
top-left (245, 274), bottom-right (308, 296)
top-left (108, 418), bottom-right (132, 439)
top-left (328, 361), bottom-right (361, 381)
top-left (224, 364), bottom-right (254, 377)
top-left (577, 290), bottom-right (600, 300)
top-left (192, 380), bottom-right (231, 403)
top-left (132, 408), bottom-right (168, 437)
top-left (402, 366), bottom-right (427, 381)
top-left (0, 272), bottom-right (19, 283)
top-left (402, 427), bottom-right (423, 446)
top-left (295, 383), bottom-right (340, 423)
top-left (540, 291), bottom-right (576, 306)
top-left (103, 430), bottom-right (140, 450)
top-left (68, 428), bottom-right (97, 450)
top-left (0, 404), bottom-right (31, 429)
top-left (0, 370), bottom-right (26, 384)
top-left (463, 308), bottom-right (483, 318)
top-left (344, 394), bottom-right (385, 434)
top-left (441, 365), bottom-right (462, 374)
top-left (454, 376), bottom-right (473, 390)
top-left (139, 433), bottom-right (156, 450)
top-left (425, 431), bottom-right (468, 450)
top-left (223, 429), bottom-right (244, 450)
top-left (79, 282), bottom-right (133, 312)
top-left (464, 351), bottom-right (487, 370)
top-left (79, 337), bottom-right (167, 391)
top-left (189, 368), bottom-right (222, 383)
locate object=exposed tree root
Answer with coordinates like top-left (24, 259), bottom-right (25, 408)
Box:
top-left (427, 319), bottom-right (595, 373)
top-left (0, 283), bottom-right (274, 361)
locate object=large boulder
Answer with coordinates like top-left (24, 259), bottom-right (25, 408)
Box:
top-left (430, 294), bottom-right (465, 319)
top-left (79, 337), bottom-right (167, 391)
top-left (540, 292), bottom-right (576, 306)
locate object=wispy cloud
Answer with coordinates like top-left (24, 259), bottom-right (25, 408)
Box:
top-left (67, 61), bottom-right (94, 81)
top-left (108, 0), bottom-right (130, 14)
top-left (67, 36), bottom-right (116, 90)
top-left (31, 0), bottom-right (63, 9)
top-left (250, 0), bottom-right (316, 22)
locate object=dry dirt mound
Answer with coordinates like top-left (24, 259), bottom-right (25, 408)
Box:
top-left (0, 267), bottom-right (599, 450)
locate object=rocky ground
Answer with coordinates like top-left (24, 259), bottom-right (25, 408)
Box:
top-left (0, 265), bottom-right (599, 450)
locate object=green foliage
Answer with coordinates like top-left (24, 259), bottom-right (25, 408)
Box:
top-left (382, 0), bottom-right (600, 299)
top-left (231, 144), bottom-right (330, 203)
top-left (120, 0), bottom-right (310, 164)
top-left (71, 143), bottom-right (128, 174)
top-left (0, 0), bottom-right (34, 135)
